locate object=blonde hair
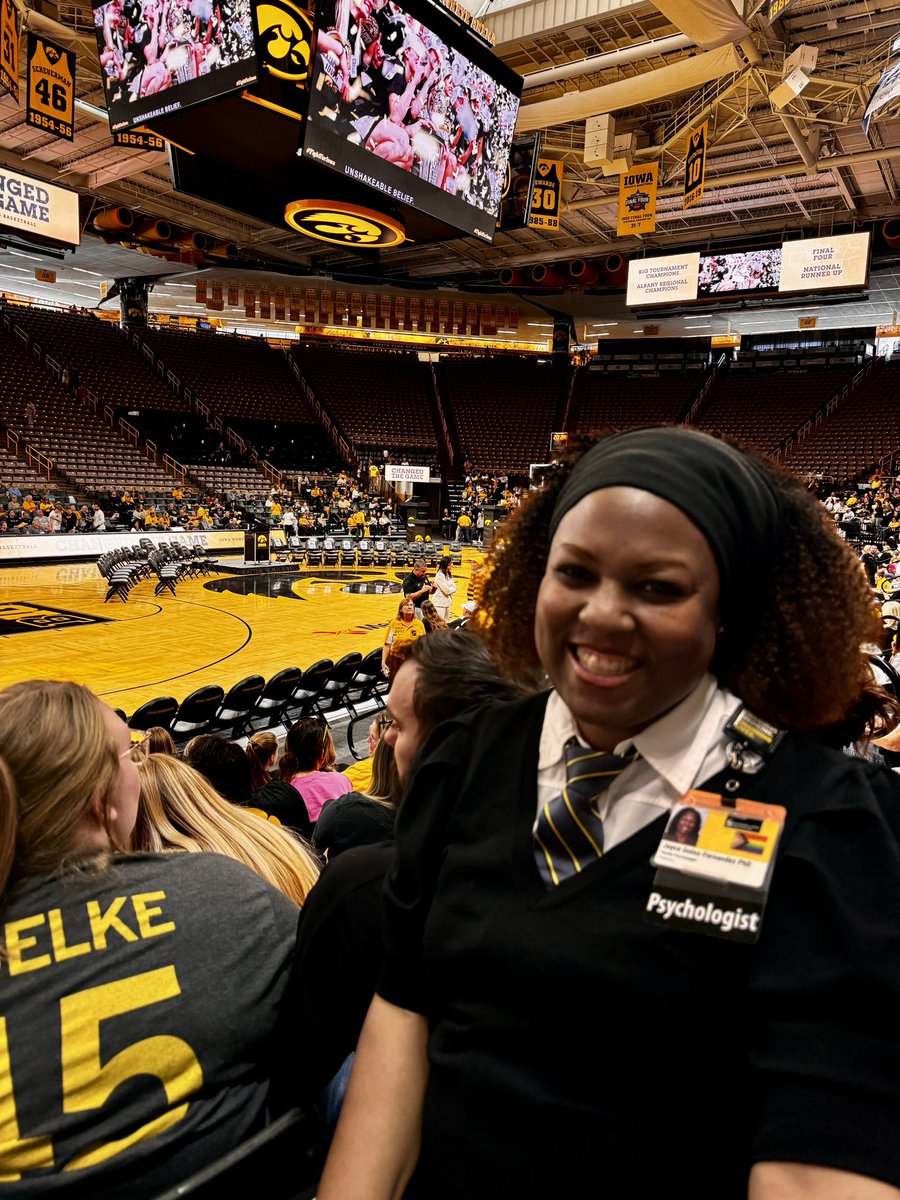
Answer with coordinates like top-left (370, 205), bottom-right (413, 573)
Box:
top-left (247, 731), bottom-right (279, 790)
top-left (135, 754), bottom-right (319, 905)
top-left (0, 680), bottom-right (121, 901)
top-left (146, 726), bottom-right (176, 755)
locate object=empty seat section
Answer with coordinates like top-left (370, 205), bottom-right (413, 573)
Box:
top-left (295, 346), bottom-right (438, 461)
top-left (438, 355), bottom-right (559, 473)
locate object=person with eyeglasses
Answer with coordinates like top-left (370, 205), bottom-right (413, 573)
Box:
top-left (0, 679), bottom-right (325, 1197)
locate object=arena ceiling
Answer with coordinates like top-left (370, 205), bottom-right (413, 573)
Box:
top-left (2, 0), bottom-right (900, 340)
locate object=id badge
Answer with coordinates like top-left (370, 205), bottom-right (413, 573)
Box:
top-left (645, 790), bottom-right (786, 944)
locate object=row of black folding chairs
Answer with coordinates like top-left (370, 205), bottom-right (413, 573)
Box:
top-left (276, 537), bottom-right (462, 569)
top-left (127, 650), bottom-right (386, 744)
top-left (99, 542), bottom-right (219, 602)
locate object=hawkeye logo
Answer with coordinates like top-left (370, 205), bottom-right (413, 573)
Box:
top-left (257, 535), bottom-right (268, 545)
top-left (0, 602), bottom-right (110, 636)
top-left (284, 199), bottom-right (405, 247)
top-left (255, 0), bottom-right (312, 82)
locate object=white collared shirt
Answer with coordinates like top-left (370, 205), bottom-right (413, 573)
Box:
top-left (536, 674), bottom-right (737, 853)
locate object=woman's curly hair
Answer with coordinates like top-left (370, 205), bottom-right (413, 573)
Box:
top-left (475, 432), bottom-right (882, 732)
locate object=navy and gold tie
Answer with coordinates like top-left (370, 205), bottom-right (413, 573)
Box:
top-left (534, 740), bottom-right (639, 887)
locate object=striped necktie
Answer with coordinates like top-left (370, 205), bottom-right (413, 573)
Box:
top-left (534, 740), bottom-right (639, 887)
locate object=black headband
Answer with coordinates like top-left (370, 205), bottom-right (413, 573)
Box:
top-left (548, 428), bottom-right (784, 607)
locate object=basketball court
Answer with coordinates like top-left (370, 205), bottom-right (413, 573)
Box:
top-left (0, 551), bottom-right (484, 717)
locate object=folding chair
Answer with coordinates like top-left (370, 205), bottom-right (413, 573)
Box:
top-left (170, 685), bottom-right (226, 744)
top-left (339, 538), bottom-right (357, 567)
top-left (344, 648), bottom-right (386, 717)
top-left (315, 652), bottom-right (363, 718)
top-left (128, 695), bottom-right (179, 732)
top-left (287, 658), bottom-right (334, 720)
top-left (213, 675), bottom-right (266, 737)
top-left (249, 667), bottom-right (304, 730)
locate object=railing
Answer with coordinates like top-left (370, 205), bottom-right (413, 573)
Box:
top-left (5, 428), bottom-right (55, 480)
top-left (226, 426), bottom-right (245, 454)
top-left (259, 458), bottom-right (284, 485)
top-left (118, 416), bottom-right (140, 446)
top-left (26, 445), bottom-right (53, 480)
top-left (45, 354), bottom-right (61, 382)
top-left (163, 453), bottom-right (188, 483)
top-left (684, 353), bottom-right (726, 425)
top-left (772, 357), bottom-right (877, 461)
top-left (429, 362), bottom-right (454, 466)
top-left (146, 439), bottom-right (158, 464)
top-left (103, 403), bottom-right (116, 429)
top-left (560, 363), bottom-right (578, 433)
top-left (285, 351), bottom-right (354, 467)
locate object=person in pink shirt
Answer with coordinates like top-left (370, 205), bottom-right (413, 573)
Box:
top-left (281, 717), bottom-right (352, 825)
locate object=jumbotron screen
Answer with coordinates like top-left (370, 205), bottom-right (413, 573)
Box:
top-left (93, 0), bottom-right (259, 132)
top-left (300, 0), bottom-right (522, 241)
top-left (697, 248), bottom-right (781, 297)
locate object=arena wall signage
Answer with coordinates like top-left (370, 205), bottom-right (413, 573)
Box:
top-left (628, 231), bottom-right (870, 307)
top-left (778, 233), bottom-right (870, 292)
top-left (385, 464), bottom-right (431, 483)
top-left (0, 530), bottom-right (244, 564)
top-left (626, 252), bottom-right (700, 306)
top-left (0, 164), bottom-right (80, 246)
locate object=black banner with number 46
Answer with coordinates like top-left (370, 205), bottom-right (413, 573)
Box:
top-left (26, 33), bottom-right (75, 141)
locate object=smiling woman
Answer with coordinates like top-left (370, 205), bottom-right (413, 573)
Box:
top-left (315, 427), bottom-right (900, 1200)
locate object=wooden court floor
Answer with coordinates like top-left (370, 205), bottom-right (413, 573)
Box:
top-left (0, 551), bottom-right (486, 717)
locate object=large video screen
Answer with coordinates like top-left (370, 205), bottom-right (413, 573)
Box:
top-left (301, 0), bottom-right (521, 241)
top-left (697, 248), bottom-right (781, 297)
top-left (93, 0), bottom-right (259, 132)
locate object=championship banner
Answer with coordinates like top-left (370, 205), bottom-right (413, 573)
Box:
top-left (376, 293), bottom-right (390, 328)
top-left (617, 161), bottom-right (658, 236)
top-left (527, 158), bottom-right (564, 231)
top-left (364, 292), bottom-right (376, 326)
top-left (113, 126), bottom-right (165, 151)
top-left (274, 290), bottom-right (285, 320)
top-left (195, 279), bottom-right (207, 304)
top-left (227, 281), bottom-right (239, 307)
top-left (26, 34), bottom-right (75, 140)
top-left (304, 288), bottom-right (317, 322)
top-left (209, 280), bottom-right (223, 311)
top-left (408, 296), bottom-right (420, 327)
top-left (289, 291), bottom-right (301, 323)
top-left (465, 301), bottom-right (478, 334)
top-left (451, 300), bottom-right (463, 329)
top-left (318, 289), bottom-right (332, 322)
top-left (401, 297), bottom-right (413, 330)
top-left (334, 290), bottom-right (347, 321)
top-left (495, 302), bottom-right (506, 332)
top-left (438, 297), bottom-right (450, 332)
top-left (683, 120), bottom-right (707, 210)
top-left (244, 286), bottom-right (255, 317)
top-left (390, 294), bottom-right (404, 330)
top-left (481, 304), bottom-right (496, 335)
top-left (259, 288), bottom-right (271, 319)
top-left (350, 291), bottom-right (362, 321)
top-left (424, 297), bottom-right (436, 332)
top-left (0, 0), bottom-right (19, 101)
top-left (508, 305), bottom-right (519, 330)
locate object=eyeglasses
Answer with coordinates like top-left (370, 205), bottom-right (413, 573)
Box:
top-left (121, 731), bottom-right (151, 762)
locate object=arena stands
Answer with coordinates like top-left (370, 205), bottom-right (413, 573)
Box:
top-left (436, 355), bottom-right (563, 472)
top-left (294, 346), bottom-right (439, 465)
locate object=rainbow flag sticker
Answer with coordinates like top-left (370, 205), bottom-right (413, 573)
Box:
top-left (731, 831), bottom-right (768, 855)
